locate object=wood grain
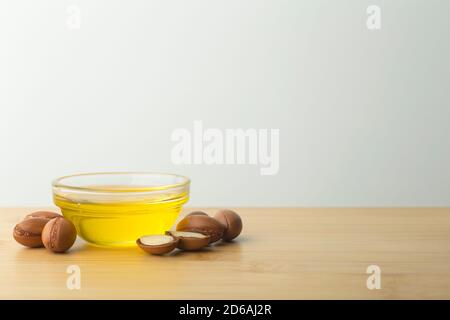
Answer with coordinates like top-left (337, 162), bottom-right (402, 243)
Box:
top-left (1, 207), bottom-right (450, 299)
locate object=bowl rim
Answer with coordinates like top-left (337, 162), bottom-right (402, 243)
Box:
top-left (52, 172), bottom-right (190, 193)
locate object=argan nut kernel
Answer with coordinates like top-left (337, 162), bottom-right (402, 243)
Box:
top-left (13, 217), bottom-right (50, 248)
top-left (41, 217), bottom-right (77, 253)
top-left (137, 235), bottom-right (178, 255)
top-left (214, 209), bottom-right (243, 241)
top-left (166, 231), bottom-right (210, 251)
top-left (185, 211), bottom-right (208, 217)
top-left (25, 211), bottom-right (62, 220)
top-left (176, 215), bottom-right (225, 243)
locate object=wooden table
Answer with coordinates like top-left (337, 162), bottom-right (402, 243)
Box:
top-left (1, 207), bottom-right (449, 299)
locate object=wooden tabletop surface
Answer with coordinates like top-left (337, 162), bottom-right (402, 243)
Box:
top-left (1, 207), bottom-right (449, 299)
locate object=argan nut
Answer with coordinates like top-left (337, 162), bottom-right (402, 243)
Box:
top-left (137, 235), bottom-right (178, 255)
top-left (13, 217), bottom-right (50, 248)
top-left (166, 231), bottom-right (210, 251)
top-left (176, 215), bottom-right (225, 243)
top-left (41, 217), bottom-right (77, 253)
top-left (25, 211), bottom-right (62, 220)
top-left (185, 211), bottom-right (208, 217)
top-left (214, 209), bottom-right (243, 241)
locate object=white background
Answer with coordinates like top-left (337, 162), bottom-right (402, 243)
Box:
top-left (1, 0), bottom-right (449, 207)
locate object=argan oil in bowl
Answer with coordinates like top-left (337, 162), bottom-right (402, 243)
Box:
top-left (52, 172), bottom-right (190, 247)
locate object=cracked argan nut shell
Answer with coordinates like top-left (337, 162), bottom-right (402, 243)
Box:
top-left (25, 211), bottom-right (62, 220)
top-left (176, 215), bottom-right (225, 243)
top-left (185, 211), bottom-right (209, 217)
top-left (13, 217), bottom-right (50, 248)
top-left (166, 231), bottom-right (210, 251)
top-left (42, 217), bottom-right (77, 253)
top-left (137, 234), bottom-right (179, 255)
top-left (214, 209), bottom-right (243, 241)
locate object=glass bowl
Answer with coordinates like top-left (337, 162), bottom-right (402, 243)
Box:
top-left (52, 172), bottom-right (190, 247)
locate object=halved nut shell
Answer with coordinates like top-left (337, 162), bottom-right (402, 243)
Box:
top-left (176, 215), bottom-right (225, 243)
top-left (166, 231), bottom-right (210, 251)
top-left (185, 211), bottom-right (209, 217)
top-left (136, 234), bottom-right (178, 255)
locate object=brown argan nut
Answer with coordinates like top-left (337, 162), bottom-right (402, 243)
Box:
top-left (41, 217), bottom-right (77, 253)
top-left (176, 215), bottom-right (225, 243)
top-left (185, 211), bottom-right (208, 217)
top-left (166, 231), bottom-right (210, 251)
top-left (13, 217), bottom-right (50, 248)
top-left (137, 235), bottom-right (178, 255)
top-left (214, 209), bottom-right (243, 241)
top-left (25, 211), bottom-right (62, 220)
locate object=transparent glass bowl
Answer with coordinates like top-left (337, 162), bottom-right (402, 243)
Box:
top-left (52, 172), bottom-right (190, 247)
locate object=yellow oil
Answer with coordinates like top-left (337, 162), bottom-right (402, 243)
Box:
top-left (54, 186), bottom-right (188, 247)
